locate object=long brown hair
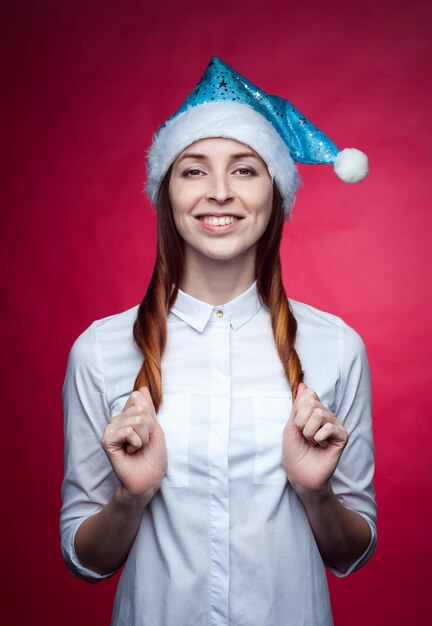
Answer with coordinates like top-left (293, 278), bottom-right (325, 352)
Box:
top-left (133, 166), bottom-right (303, 411)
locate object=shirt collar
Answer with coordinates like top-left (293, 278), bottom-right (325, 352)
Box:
top-left (169, 279), bottom-right (263, 332)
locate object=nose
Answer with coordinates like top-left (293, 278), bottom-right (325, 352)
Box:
top-left (206, 173), bottom-right (233, 204)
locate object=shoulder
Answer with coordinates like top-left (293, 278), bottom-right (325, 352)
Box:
top-left (288, 299), bottom-right (370, 412)
top-left (92, 304), bottom-right (139, 335)
top-left (288, 298), bottom-right (367, 360)
top-left (68, 304), bottom-right (139, 367)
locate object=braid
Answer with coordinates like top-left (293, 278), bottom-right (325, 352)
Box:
top-left (132, 166), bottom-right (183, 413)
top-left (256, 185), bottom-right (304, 400)
top-left (268, 259), bottom-right (304, 400)
top-left (132, 257), bottom-right (169, 412)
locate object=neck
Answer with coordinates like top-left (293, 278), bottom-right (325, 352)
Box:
top-left (180, 246), bottom-right (256, 305)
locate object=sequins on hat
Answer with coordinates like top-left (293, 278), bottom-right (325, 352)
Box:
top-left (146, 56), bottom-right (368, 220)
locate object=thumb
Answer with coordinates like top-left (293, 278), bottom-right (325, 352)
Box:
top-left (297, 382), bottom-right (308, 396)
top-left (287, 382), bottom-right (308, 426)
top-left (137, 386), bottom-right (160, 423)
top-left (289, 382), bottom-right (308, 416)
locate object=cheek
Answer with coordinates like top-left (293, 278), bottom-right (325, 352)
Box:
top-left (169, 192), bottom-right (187, 223)
top-left (246, 178), bottom-right (272, 203)
top-left (249, 187), bottom-right (273, 219)
top-left (171, 210), bottom-right (189, 239)
top-left (170, 185), bottom-right (200, 216)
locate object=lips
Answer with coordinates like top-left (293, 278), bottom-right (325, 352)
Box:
top-left (194, 214), bottom-right (243, 233)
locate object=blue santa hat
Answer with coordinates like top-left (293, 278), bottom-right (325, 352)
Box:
top-left (146, 56), bottom-right (369, 219)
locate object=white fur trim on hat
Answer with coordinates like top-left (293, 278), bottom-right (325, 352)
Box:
top-left (145, 101), bottom-right (300, 220)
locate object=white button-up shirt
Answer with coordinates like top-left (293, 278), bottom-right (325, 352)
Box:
top-left (60, 280), bottom-right (376, 626)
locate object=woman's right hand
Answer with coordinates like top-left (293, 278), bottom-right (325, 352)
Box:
top-left (101, 386), bottom-right (168, 499)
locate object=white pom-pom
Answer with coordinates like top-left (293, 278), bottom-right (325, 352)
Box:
top-left (334, 148), bottom-right (369, 183)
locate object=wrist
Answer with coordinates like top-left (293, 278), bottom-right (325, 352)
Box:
top-left (292, 481), bottom-right (334, 508)
top-left (115, 483), bottom-right (160, 508)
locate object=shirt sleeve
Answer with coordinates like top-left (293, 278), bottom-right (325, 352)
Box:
top-left (327, 317), bottom-right (377, 577)
top-left (60, 323), bottom-right (119, 582)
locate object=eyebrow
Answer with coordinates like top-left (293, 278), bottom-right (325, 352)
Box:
top-left (177, 151), bottom-right (261, 163)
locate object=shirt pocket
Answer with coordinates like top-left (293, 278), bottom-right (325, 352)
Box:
top-left (156, 393), bottom-right (192, 488)
top-left (253, 394), bottom-right (292, 486)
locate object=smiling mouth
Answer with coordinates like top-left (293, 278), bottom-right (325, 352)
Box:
top-left (196, 216), bottom-right (243, 226)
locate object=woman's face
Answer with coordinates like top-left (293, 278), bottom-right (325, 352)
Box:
top-left (168, 137), bottom-right (274, 265)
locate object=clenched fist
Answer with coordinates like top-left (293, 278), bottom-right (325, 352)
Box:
top-left (101, 386), bottom-right (168, 498)
top-left (282, 383), bottom-right (349, 496)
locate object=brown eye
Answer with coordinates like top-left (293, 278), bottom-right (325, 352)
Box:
top-left (235, 168), bottom-right (256, 176)
top-left (183, 169), bottom-right (204, 177)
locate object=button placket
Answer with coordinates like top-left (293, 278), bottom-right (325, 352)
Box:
top-left (209, 318), bottom-right (231, 625)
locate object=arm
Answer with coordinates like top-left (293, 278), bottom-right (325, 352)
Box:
top-left (282, 322), bottom-right (376, 575)
top-left (294, 482), bottom-right (372, 574)
top-left (75, 385), bottom-right (168, 575)
top-left (74, 484), bottom-right (156, 575)
top-left (60, 324), bottom-right (167, 581)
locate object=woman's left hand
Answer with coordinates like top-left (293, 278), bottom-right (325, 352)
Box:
top-left (282, 383), bottom-right (349, 496)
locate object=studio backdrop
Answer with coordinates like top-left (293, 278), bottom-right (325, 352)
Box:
top-left (1, 1), bottom-right (431, 624)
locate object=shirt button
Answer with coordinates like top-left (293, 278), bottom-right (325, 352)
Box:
top-left (216, 309), bottom-right (224, 317)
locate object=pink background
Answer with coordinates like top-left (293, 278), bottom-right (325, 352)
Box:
top-left (2, 1), bottom-right (431, 624)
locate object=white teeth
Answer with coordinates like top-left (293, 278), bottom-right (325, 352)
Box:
top-left (200, 216), bottom-right (239, 226)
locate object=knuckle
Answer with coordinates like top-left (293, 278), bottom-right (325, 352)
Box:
top-left (316, 407), bottom-right (327, 420)
top-left (102, 424), bottom-right (112, 438)
top-left (309, 407), bottom-right (320, 420)
top-left (137, 404), bottom-right (148, 416)
top-left (131, 391), bottom-right (141, 402)
top-left (100, 431), bottom-right (111, 448)
top-left (306, 397), bottom-right (318, 411)
top-left (294, 415), bottom-right (304, 428)
top-left (303, 426), bottom-right (311, 436)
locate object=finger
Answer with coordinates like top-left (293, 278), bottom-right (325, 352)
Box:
top-left (137, 386), bottom-right (158, 421)
top-left (302, 408), bottom-right (329, 440)
top-left (129, 387), bottom-right (157, 421)
top-left (293, 393), bottom-right (322, 429)
top-left (123, 391), bottom-right (141, 411)
top-left (121, 425), bottom-right (145, 454)
top-left (123, 388), bottom-right (154, 411)
top-left (111, 404), bottom-right (155, 435)
top-left (297, 382), bottom-right (308, 396)
top-left (128, 416), bottom-right (150, 446)
top-left (101, 425), bottom-right (144, 454)
top-left (109, 415), bottom-right (151, 445)
top-left (313, 422), bottom-right (348, 448)
top-left (131, 390), bottom-right (149, 408)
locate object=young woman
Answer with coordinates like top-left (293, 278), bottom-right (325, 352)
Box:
top-left (60, 57), bottom-right (376, 625)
